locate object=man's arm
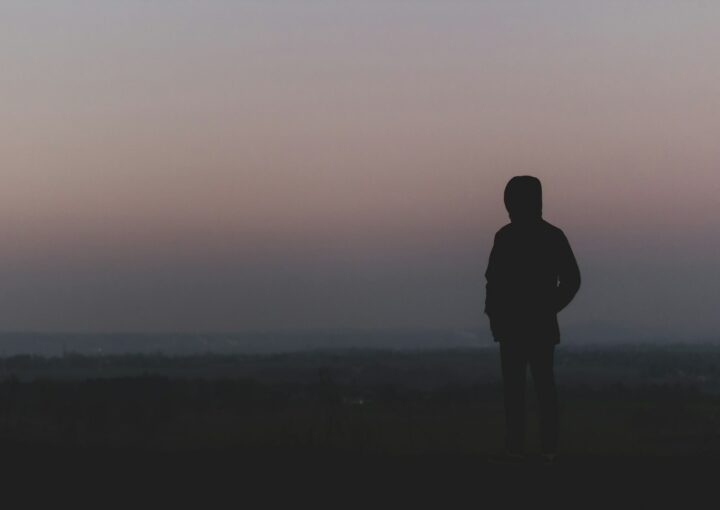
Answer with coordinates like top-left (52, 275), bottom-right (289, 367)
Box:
top-left (556, 232), bottom-right (581, 312)
top-left (484, 233), bottom-right (501, 317)
top-left (485, 232), bottom-right (510, 340)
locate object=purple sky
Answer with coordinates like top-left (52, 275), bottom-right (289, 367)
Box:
top-left (0, 1), bottom-right (719, 338)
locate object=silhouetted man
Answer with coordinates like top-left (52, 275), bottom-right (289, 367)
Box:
top-left (485, 176), bottom-right (580, 464)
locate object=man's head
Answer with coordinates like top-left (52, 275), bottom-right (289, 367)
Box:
top-left (504, 176), bottom-right (543, 223)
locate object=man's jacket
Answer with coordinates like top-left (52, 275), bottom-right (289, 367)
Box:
top-left (484, 219), bottom-right (581, 344)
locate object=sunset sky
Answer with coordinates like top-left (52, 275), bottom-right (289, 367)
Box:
top-left (1, 1), bottom-right (719, 338)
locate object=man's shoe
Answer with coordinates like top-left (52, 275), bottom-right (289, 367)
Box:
top-left (488, 451), bottom-right (526, 465)
top-left (540, 453), bottom-right (558, 466)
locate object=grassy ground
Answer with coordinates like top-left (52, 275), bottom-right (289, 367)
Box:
top-left (1, 348), bottom-right (720, 460)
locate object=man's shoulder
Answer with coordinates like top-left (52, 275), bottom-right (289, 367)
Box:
top-left (495, 221), bottom-right (565, 236)
top-left (494, 223), bottom-right (513, 238)
top-left (540, 220), bottom-right (567, 239)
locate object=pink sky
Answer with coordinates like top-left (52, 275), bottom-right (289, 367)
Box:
top-left (0, 2), bottom-right (719, 336)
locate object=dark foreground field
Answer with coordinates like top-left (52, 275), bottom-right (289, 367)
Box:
top-left (1, 345), bottom-right (720, 456)
top-left (1, 346), bottom-right (719, 499)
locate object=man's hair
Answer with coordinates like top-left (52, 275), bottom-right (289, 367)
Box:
top-left (504, 176), bottom-right (543, 221)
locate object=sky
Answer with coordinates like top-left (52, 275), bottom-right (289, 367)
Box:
top-left (0, 1), bottom-right (719, 339)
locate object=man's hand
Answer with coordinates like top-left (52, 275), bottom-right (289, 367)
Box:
top-left (488, 314), bottom-right (508, 341)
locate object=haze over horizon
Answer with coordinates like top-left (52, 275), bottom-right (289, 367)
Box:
top-left (1, 2), bottom-right (719, 340)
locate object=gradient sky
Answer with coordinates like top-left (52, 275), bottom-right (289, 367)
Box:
top-left (1, 1), bottom-right (719, 337)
